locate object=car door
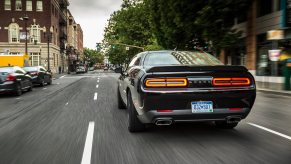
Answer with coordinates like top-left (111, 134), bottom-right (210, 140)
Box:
top-left (122, 55), bottom-right (143, 105)
top-left (14, 67), bottom-right (27, 88)
top-left (40, 67), bottom-right (48, 83)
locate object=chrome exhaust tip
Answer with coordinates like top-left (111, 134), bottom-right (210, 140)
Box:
top-left (226, 116), bottom-right (241, 124)
top-left (155, 119), bottom-right (173, 126)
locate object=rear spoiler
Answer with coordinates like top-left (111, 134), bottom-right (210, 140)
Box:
top-left (146, 65), bottom-right (248, 73)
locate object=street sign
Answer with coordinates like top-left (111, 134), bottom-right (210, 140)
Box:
top-left (126, 47), bottom-right (129, 51)
top-left (268, 50), bottom-right (281, 61)
top-left (20, 32), bottom-right (29, 40)
top-left (267, 30), bottom-right (284, 40)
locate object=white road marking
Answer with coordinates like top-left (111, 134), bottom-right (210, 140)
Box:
top-left (97, 80), bottom-right (99, 83)
top-left (60, 75), bottom-right (65, 79)
top-left (57, 83), bottom-right (60, 85)
top-left (16, 98), bottom-right (21, 100)
top-left (94, 92), bottom-right (98, 101)
top-left (96, 85), bottom-right (99, 88)
top-left (248, 123), bottom-right (291, 141)
top-left (81, 122), bottom-right (95, 164)
top-left (43, 88), bottom-right (47, 90)
top-left (65, 102), bottom-right (69, 106)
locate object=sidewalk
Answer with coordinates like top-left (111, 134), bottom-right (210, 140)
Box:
top-left (52, 73), bottom-right (67, 80)
top-left (256, 81), bottom-right (291, 96)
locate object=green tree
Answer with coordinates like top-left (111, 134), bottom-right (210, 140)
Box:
top-left (83, 48), bottom-right (104, 67)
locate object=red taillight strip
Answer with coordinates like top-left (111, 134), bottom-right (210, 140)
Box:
top-left (145, 78), bottom-right (188, 88)
top-left (213, 77), bottom-right (251, 86)
top-left (157, 109), bottom-right (173, 113)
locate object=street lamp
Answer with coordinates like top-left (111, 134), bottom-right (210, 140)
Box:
top-left (43, 26), bottom-right (53, 71)
top-left (19, 15), bottom-right (29, 56)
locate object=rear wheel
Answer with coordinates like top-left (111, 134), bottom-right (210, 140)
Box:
top-left (28, 82), bottom-right (33, 91)
top-left (127, 92), bottom-right (145, 132)
top-left (15, 83), bottom-right (22, 96)
top-left (117, 86), bottom-right (126, 109)
top-left (215, 121), bottom-right (238, 129)
top-left (40, 79), bottom-right (45, 86)
top-left (47, 77), bottom-right (52, 85)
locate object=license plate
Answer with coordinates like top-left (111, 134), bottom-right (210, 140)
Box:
top-left (191, 101), bottom-right (213, 113)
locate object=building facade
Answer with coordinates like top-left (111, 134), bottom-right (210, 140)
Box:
top-left (0, 0), bottom-right (83, 74)
top-left (221, 0), bottom-right (291, 85)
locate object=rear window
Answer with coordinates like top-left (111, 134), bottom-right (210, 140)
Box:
top-left (0, 67), bottom-right (13, 74)
top-left (144, 51), bottom-right (223, 66)
top-left (23, 67), bottom-right (38, 72)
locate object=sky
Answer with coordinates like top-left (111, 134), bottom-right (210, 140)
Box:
top-left (68, 0), bottom-right (123, 49)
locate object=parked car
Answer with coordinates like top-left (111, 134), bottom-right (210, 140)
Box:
top-left (117, 51), bottom-right (256, 132)
top-left (23, 66), bottom-right (52, 86)
top-left (76, 66), bottom-right (86, 74)
top-left (89, 67), bottom-right (95, 71)
top-left (103, 66), bottom-right (109, 71)
top-left (0, 66), bottom-right (33, 96)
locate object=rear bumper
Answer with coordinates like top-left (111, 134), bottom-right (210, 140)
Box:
top-left (0, 82), bottom-right (17, 93)
top-left (138, 108), bottom-right (250, 124)
top-left (136, 89), bottom-right (256, 124)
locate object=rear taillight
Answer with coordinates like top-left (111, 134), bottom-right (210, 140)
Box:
top-left (6, 74), bottom-right (16, 81)
top-left (213, 77), bottom-right (251, 86)
top-left (145, 78), bottom-right (188, 88)
top-left (30, 72), bottom-right (39, 76)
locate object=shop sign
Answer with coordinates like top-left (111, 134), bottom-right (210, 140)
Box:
top-left (267, 30), bottom-right (284, 40)
top-left (268, 50), bottom-right (281, 61)
top-left (20, 32), bottom-right (30, 40)
top-left (286, 0), bottom-right (291, 27)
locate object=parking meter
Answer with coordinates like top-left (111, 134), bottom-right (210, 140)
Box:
top-left (283, 59), bottom-right (291, 90)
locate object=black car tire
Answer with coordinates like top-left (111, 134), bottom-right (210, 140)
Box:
top-left (40, 79), bottom-right (45, 86)
top-left (15, 83), bottom-right (22, 96)
top-left (117, 86), bottom-right (126, 109)
top-left (215, 121), bottom-right (238, 129)
top-left (47, 77), bottom-right (52, 85)
top-left (28, 82), bottom-right (33, 91)
top-left (127, 92), bottom-right (145, 132)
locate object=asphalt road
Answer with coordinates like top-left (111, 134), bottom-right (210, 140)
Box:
top-left (0, 71), bottom-right (290, 164)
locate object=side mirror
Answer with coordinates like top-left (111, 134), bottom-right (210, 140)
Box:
top-left (114, 67), bottom-right (123, 75)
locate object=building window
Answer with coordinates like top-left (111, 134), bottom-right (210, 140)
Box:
top-left (8, 23), bottom-right (20, 43)
top-left (15, 0), bottom-right (22, 11)
top-left (30, 53), bottom-right (41, 66)
top-left (257, 0), bottom-right (272, 17)
top-left (30, 25), bottom-right (41, 43)
top-left (36, 1), bottom-right (43, 11)
top-left (4, 0), bottom-right (11, 10)
top-left (26, 0), bottom-right (32, 11)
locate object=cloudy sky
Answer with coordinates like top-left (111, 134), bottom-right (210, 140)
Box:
top-left (68, 0), bottom-right (123, 49)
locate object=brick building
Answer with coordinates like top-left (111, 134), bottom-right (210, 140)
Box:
top-left (221, 0), bottom-right (291, 87)
top-left (0, 0), bottom-right (83, 74)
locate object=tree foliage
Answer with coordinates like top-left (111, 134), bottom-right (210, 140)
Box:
top-left (103, 0), bottom-right (251, 64)
top-left (83, 48), bottom-right (104, 67)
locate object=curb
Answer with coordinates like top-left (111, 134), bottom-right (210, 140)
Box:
top-left (257, 88), bottom-right (291, 97)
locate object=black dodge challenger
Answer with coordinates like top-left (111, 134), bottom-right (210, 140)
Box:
top-left (117, 51), bottom-right (256, 132)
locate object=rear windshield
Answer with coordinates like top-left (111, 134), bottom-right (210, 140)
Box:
top-left (0, 67), bottom-right (13, 74)
top-left (144, 51), bottom-right (223, 66)
top-left (23, 67), bottom-right (38, 72)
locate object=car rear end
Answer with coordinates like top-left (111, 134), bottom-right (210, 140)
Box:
top-left (0, 67), bottom-right (17, 94)
top-left (136, 51), bottom-right (256, 126)
top-left (23, 67), bottom-right (40, 84)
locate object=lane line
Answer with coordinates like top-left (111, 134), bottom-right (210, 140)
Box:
top-left (96, 85), bottom-right (99, 88)
top-left (43, 88), bottom-right (47, 90)
top-left (248, 122), bottom-right (291, 141)
top-left (81, 122), bottom-right (95, 164)
top-left (97, 80), bottom-right (99, 83)
top-left (65, 102), bottom-right (69, 106)
top-left (60, 75), bottom-right (65, 79)
top-left (94, 92), bottom-right (98, 101)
